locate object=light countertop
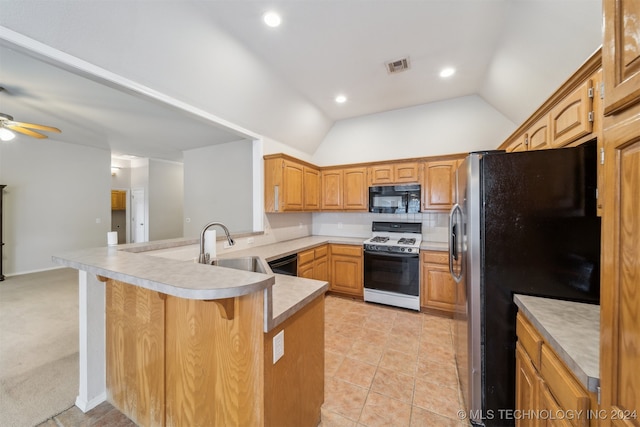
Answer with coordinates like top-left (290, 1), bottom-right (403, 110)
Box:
top-left (514, 294), bottom-right (600, 392)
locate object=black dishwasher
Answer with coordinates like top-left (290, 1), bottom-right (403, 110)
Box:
top-left (267, 253), bottom-right (298, 276)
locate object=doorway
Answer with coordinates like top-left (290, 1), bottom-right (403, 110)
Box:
top-left (131, 188), bottom-right (147, 243)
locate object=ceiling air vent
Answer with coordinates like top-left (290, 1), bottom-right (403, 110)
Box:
top-left (385, 57), bottom-right (410, 74)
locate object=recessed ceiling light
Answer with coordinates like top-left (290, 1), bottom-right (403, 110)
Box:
top-left (440, 67), bottom-right (456, 78)
top-left (335, 95), bottom-right (347, 104)
top-left (263, 11), bottom-right (281, 27)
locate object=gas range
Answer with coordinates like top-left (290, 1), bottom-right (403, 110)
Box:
top-left (363, 222), bottom-right (422, 254)
top-left (363, 221), bottom-right (423, 311)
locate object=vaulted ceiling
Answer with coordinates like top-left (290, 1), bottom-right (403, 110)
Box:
top-left (0, 1), bottom-right (603, 161)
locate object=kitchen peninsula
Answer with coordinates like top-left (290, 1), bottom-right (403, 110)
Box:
top-left (52, 236), bottom-right (356, 427)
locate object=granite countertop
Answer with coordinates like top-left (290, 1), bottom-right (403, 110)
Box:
top-left (513, 294), bottom-right (600, 392)
top-left (53, 235), bottom-right (366, 331)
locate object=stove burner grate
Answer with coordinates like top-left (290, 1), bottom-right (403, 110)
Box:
top-left (370, 236), bottom-right (390, 243)
top-left (397, 238), bottom-right (416, 245)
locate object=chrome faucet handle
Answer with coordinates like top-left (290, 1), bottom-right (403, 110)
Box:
top-left (198, 252), bottom-right (211, 264)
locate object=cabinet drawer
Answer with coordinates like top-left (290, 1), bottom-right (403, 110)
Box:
top-left (540, 345), bottom-right (589, 427)
top-left (330, 245), bottom-right (362, 257)
top-left (421, 251), bottom-right (449, 265)
top-left (314, 245), bottom-right (328, 259)
top-left (298, 249), bottom-right (315, 265)
top-left (516, 314), bottom-right (543, 369)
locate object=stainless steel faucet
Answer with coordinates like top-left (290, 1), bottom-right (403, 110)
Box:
top-left (199, 222), bottom-right (235, 264)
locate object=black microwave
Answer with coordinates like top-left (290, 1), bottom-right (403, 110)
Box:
top-left (369, 184), bottom-right (421, 213)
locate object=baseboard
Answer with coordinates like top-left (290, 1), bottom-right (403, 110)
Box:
top-left (3, 265), bottom-right (65, 277)
top-left (75, 392), bottom-right (106, 413)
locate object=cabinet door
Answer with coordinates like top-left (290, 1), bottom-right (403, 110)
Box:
top-left (422, 160), bottom-right (457, 211)
top-left (506, 135), bottom-right (528, 152)
top-left (314, 256), bottom-right (328, 282)
top-left (330, 245), bottom-right (363, 296)
top-left (603, 0), bottom-right (640, 115)
top-left (303, 166), bottom-right (321, 211)
top-left (298, 262), bottom-right (314, 279)
top-left (282, 160), bottom-right (304, 211)
top-left (321, 169), bottom-right (343, 210)
top-left (515, 343), bottom-right (539, 427)
top-left (421, 262), bottom-right (457, 312)
top-left (393, 162), bottom-right (419, 183)
top-left (528, 115), bottom-right (550, 151)
top-left (600, 111), bottom-right (640, 427)
top-left (342, 167), bottom-right (368, 211)
top-left (369, 165), bottom-right (394, 185)
top-left (538, 380), bottom-right (573, 427)
top-left (550, 79), bottom-right (594, 148)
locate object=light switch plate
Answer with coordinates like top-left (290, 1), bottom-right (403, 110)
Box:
top-left (273, 330), bottom-right (284, 363)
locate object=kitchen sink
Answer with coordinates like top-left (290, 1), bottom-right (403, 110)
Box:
top-left (210, 256), bottom-right (268, 274)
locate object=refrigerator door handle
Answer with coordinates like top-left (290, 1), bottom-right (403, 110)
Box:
top-left (449, 203), bottom-right (463, 283)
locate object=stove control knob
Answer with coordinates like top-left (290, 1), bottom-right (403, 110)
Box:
top-left (401, 247), bottom-right (405, 252)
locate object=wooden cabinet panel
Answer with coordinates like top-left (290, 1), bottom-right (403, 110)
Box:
top-left (420, 251), bottom-right (461, 315)
top-left (298, 249), bottom-right (315, 266)
top-left (422, 159), bottom-right (458, 211)
top-left (111, 190), bottom-right (126, 210)
top-left (330, 245), bottom-right (363, 296)
top-left (603, 0), bottom-right (640, 115)
top-left (264, 296), bottom-right (324, 427)
top-left (506, 135), bottom-right (528, 152)
top-left (106, 280), bottom-right (165, 427)
top-left (528, 115), bottom-right (551, 151)
top-left (343, 167), bottom-right (368, 211)
top-left (600, 111), bottom-right (640, 427)
top-left (321, 169), bottom-right (342, 210)
top-left (515, 343), bottom-right (539, 427)
top-left (297, 245), bottom-right (329, 282)
top-left (550, 79), bottom-right (594, 148)
top-left (282, 160), bottom-right (304, 211)
top-left (369, 165), bottom-right (394, 185)
top-left (516, 314), bottom-right (543, 370)
top-left (538, 380), bottom-right (574, 427)
top-left (303, 166), bottom-right (321, 210)
top-left (394, 162), bottom-right (419, 183)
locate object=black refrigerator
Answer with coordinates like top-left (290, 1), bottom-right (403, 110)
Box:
top-left (449, 141), bottom-right (600, 427)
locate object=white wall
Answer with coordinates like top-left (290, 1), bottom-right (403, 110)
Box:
top-left (311, 95), bottom-right (515, 166)
top-left (0, 137), bottom-right (111, 275)
top-left (183, 140), bottom-right (254, 238)
top-left (148, 159), bottom-right (183, 241)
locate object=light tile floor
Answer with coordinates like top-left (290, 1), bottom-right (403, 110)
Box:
top-left (39, 295), bottom-right (469, 427)
top-left (320, 295), bottom-right (469, 427)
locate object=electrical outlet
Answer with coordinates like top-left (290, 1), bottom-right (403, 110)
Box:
top-left (95, 218), bottom-right (101, 224)
top-left (247, 237), bottom-right (255, 244)
top-left (273, 330), bottom-right (284, 363)
top-left (185, 217), bottom-right (191, 223)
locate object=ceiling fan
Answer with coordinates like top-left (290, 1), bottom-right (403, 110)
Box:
top-left (0, 112), bottom-right (61, 141)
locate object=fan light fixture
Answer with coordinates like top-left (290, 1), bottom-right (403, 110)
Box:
top-left (0, 127), bottom-right (15, 141)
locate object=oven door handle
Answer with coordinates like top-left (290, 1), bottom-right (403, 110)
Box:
top-left (364, 250), bottom-right (419, 258)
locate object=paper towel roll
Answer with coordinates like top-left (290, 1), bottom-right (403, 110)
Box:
top-left (204, 229), bottom-right (216, 259)
top-left (107, 231), bottom-right (118, 246)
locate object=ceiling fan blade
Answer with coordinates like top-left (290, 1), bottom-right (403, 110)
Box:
top-left (11, 120), bottom-right (61, 133)
top-left (6, 124), bottom-right (48, 139)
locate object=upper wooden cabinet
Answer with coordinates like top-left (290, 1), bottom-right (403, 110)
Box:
top-left (369, 162), bottom-right (419, 185)
top-left (264, 155), bottom-right (319, 212)
top-left (603, 0), bottom-right (640, 115)
top-left (320, 167), bottom-right (367, 211)
top-left (343, 167), bottom-right (368, 210)
top-left (422, 159), bottom-right (461, 211)
top-left (320, 169), bottom-right (342, 210)
top-left (111, 190), bottom-right (126, 211)
top-left (498, 50), bottom-right (602, 153)
top-left (549, 78), bottom-right (594, 148)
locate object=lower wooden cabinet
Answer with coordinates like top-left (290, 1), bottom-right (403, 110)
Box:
top-left (297, 245), bottom-right (328, 282)
top-left (329, 244), bottom-right (363, 296)
top-left (420, 251), bottom-right (461, 315)
top-left (515, 313), bottom-right (596, 427)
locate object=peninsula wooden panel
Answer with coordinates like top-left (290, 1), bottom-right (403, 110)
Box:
top-left (264, 295), bottom-right (324, 427)
top-left (603, 0), bottom-right (640, 115)
top-left (106, 280), bottom-right (165, 427)
top-left (165, 292), bottom-right (264, 427)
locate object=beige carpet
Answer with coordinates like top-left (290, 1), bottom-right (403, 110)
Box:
top-left (0, 268), bottom-right (79, 427)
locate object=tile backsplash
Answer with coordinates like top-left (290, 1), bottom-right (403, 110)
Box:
top-left (312, 212), bottom-right (449, 242)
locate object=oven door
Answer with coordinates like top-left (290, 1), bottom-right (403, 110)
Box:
top-left (363, 250), bottom-right (420, 296)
